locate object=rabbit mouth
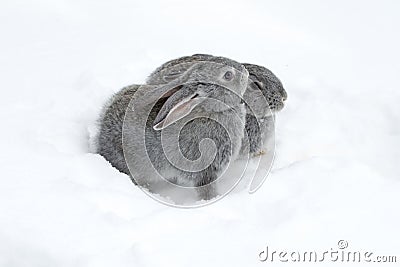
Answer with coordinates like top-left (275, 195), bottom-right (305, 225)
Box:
top-left (270, 103), bottom-right (284, 113)
top-left (267, 94), bottom-right (285, 112)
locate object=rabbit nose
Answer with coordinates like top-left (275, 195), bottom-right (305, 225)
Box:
top-left (281, 90), bottom-right (287, 101)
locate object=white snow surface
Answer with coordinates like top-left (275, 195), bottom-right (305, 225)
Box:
top-left (0, 0), bottom-right (399, 266)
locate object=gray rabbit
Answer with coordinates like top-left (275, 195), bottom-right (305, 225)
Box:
top-left (146, 54), bottom-right (287, 158)
top-left (97, 58), bottom-right (249, 200)
top-left (240, 63), bottom-right (287, 156)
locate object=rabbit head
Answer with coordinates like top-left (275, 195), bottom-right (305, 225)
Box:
top-left (151, 61), bottom-right (249, 130)
top-left (242, 63), bottom-right (287, 118)
top-left (147, 54), bottom-right (287, 119)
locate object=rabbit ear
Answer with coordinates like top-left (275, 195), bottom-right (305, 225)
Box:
top-left (153, 92), bottom-right (204, 130)
top-left (161, 62), bottom-right (197, 82)
top-left (135, 84), bottom-right (182, 110)
top-left (162, 71), bottom-right (184, 82)
top-left (159, 84), bottom-right (182, 98)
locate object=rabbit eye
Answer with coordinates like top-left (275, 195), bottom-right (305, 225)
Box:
top-left (223, 71), bottom-right (234, 81)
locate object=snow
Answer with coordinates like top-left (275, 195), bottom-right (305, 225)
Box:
top-left (0, 0), bottom-right (399, 266)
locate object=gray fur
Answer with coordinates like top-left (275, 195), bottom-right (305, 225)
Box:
top-left (98, 58), bottom-right (249, 200)
top-left (240, 63), bottom-right (287, 156)
top-left (146, 54), bottom-right (287, 157)
top-left (97, 84), bottom-right (142, 175)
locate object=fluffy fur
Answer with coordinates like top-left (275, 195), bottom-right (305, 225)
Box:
top-left (146, 54), bottom-right (287, 157)
top-left (97, 58), bottom-right (249, 200)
